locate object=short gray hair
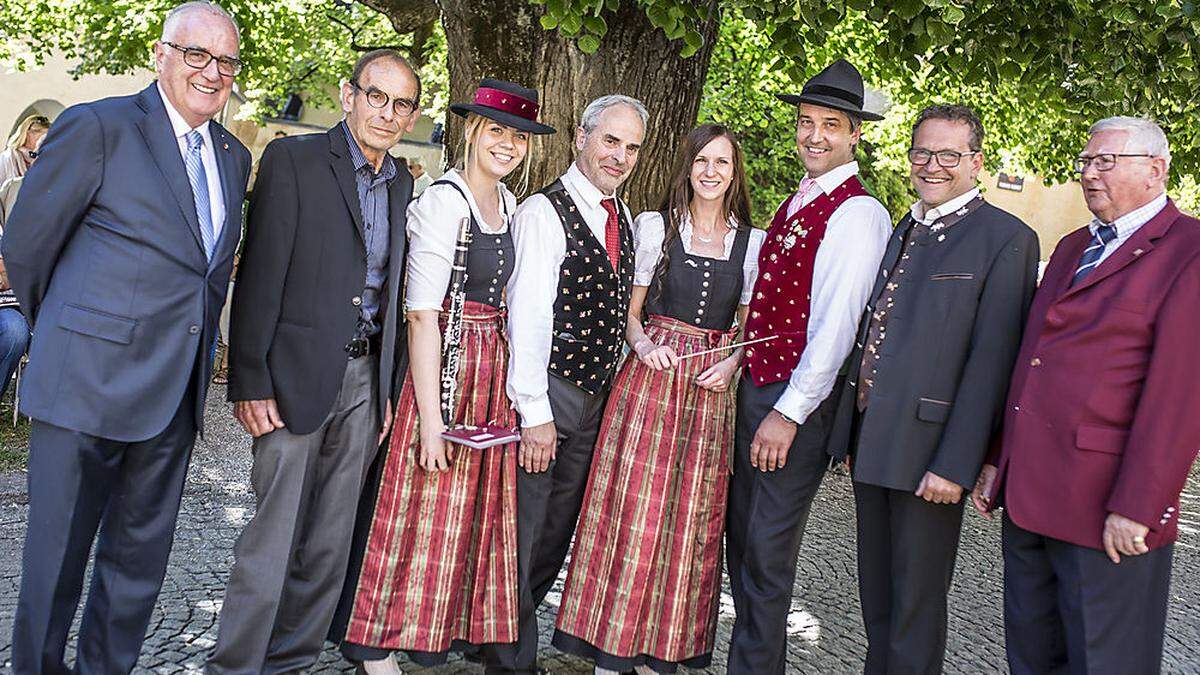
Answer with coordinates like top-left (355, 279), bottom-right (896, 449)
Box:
top-left (1089, 116), bottom-right (1171, 169)
top-left (162, 1), bottom-right (241, 44)
top-left (580, 95), bottom-right (649, 135)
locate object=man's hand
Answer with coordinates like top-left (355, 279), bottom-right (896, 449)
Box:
top-left (915, 471), bottom-right (963, 504)
top-left (377, 400), bottom-right (394, 447)
top-left (519, 420), bottom-right (558, 473)
top-left (970, 464), bottom-right (998, 518)
top-left (234, 399), bottom-right (286, 437)
top-left (1102, 512), bottom-right (1150, 563)
top-left (750, 410), bottom-right (797, 472)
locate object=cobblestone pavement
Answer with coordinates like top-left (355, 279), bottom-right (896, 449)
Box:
top-left (2, 386), bottom-right (1199, 673)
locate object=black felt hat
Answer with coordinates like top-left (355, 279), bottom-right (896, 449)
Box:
top-left (449, 78), bottom-right (556, 135)
top-left (775, 59), bottom-right (884, 121)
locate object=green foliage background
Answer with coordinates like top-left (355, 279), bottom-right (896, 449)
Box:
top-left (4, 0), bottom-right (1200, 219)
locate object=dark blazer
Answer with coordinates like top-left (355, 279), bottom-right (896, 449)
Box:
top-left (986, 201), bottom-right (1200, 551)
top-left (0, 83), bottom-right (250, 441)
top-left (827, 201), bottom-right (1039, 492)
top-left (227, 126), bottom-right (411, 435)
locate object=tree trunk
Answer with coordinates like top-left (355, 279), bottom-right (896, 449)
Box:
top-left (420, 0), bottom-right (720, 212)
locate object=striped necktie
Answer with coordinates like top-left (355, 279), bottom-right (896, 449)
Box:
top-left (1071, 223), bottom-right (1116, 287)
top-left (184, 130), bottom-right (217, 260)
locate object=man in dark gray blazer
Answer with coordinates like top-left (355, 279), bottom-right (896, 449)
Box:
top-left (2, 3), bottom-right (250, 672)
top-left (208, 49), bottom-right (417, 673)
top-left (827, 104), bottom-right (1039, 674)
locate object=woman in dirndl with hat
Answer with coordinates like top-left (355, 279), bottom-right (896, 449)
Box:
top-left (338, 78), bottom-right (555, 674)
top-left (552, 124), bottom-right (763, 674)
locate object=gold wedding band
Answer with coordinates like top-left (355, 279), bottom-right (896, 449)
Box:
top-left (1133, 535), bottom-right (1145, 544)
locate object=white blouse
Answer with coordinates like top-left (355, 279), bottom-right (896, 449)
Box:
top-left (404, 168), bottom-right (517, 312)
top-left (631, 210), bottom-right (765, 306)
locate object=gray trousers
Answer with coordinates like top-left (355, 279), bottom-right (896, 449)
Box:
top-left (484, 374), bottom-right (609, 674)
top-left (208, 356), bottom-right (381, 674)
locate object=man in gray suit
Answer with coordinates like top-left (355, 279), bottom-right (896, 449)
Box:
top-left (208, 49), bottom-right (418, 673)
top-left (827, 104), bottom-right (1039, 674)
top-left (2, 2), bottom-right (251, 672)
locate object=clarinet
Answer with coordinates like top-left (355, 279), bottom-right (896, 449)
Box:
top-left (439, 216), bottom-right (472, 427)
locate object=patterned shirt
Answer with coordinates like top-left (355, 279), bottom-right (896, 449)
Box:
top-left (1086, 191), bottom-right (1167, 267)
top-left (341, 121), bottom-right (397, 337)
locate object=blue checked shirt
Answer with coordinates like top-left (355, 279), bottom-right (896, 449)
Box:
top-left (1086, 192), bottom-right (1167, 267)
top-left (341, 121), bottom-right (397, 337)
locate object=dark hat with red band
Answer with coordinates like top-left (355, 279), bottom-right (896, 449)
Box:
top-left (450, 78), bottom-right (557, 135)
top-left (776, 59), bottom-right (884, 121)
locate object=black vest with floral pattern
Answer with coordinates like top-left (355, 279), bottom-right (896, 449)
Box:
top-left (541, 180), bottom-right (634, 394)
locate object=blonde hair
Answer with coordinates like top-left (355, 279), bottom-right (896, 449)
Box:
top-left (7, 115), bottom-right (50, 152)
top-left (459, 113), bottom-right (535, 195)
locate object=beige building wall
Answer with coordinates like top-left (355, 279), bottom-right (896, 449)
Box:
top-left (2, 53), bottom-right (443, 176)
top-left (979, 169), bottom-right (1092, 260)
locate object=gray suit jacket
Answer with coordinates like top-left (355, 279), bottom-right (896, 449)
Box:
top-left (1, 83), bottom-right (251, 441)
top-left (827, 201), bottom-right (1040, 492)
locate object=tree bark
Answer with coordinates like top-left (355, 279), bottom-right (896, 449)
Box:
top-left (372, 0), bottom-right (720, 212)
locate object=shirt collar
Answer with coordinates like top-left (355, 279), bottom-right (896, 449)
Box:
top-left (803, 160), bottom-right (860, 197)
top-left (563, 162), bottom-right (616, 210)
top-left (157, 82), bottom-right (211, 142)
top-left (1088, 191), bottom-right (1167, 239)
top-left (340, 120), bottom-right (397, 181)
top-left (911, 186), bottom-right (981, 224)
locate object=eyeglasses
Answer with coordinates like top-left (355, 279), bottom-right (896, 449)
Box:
top-left (162, 41), bottom-right (242, 78)
top-left (908, 148), bottom-right (980, 168)
top-left (1073, 153), bottom-right (1154, 173)
top-left (349, 80), bottom-right (418, 117)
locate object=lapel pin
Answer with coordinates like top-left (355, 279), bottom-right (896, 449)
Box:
top-left (937, 234), bottom-right (947, 242)
top-left (223, 142), bottom-right (229, 150)
top-left (1133, 248), bottom-right (1145, 256)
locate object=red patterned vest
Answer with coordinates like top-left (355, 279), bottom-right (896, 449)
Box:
top-left (743, 176), bottom-right (870, 385)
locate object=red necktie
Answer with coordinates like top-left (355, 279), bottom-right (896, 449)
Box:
top-left (601, 198), bottom-right (621, 272)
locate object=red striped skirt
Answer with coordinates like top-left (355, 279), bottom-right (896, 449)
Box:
top-left (344, 301), bottom-right (518, 652)
top-left (554, 315), bottom-right (738, 667)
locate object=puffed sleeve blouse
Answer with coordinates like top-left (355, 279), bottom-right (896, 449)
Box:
top-left (631, 209), bottom-right (765, 306)
top-left (403, 168), bottom-right (517, 312)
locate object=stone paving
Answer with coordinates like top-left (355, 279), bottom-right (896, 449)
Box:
top-left (1, 386), bottom-right (1199, 673)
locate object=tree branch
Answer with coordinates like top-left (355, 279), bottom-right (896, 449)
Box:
top-left (355, 0), bottom-right (440, 34)
top-left (325, 10), bottom-right (409, 53)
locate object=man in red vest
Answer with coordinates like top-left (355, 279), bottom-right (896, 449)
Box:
top-left (725, 59), bottom-right (892, 675)
top-left (973, 116), bottom-right (1200, 674)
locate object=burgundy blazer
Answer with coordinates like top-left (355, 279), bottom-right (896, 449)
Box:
top-left (986, 200), bottom-right (1200, 551)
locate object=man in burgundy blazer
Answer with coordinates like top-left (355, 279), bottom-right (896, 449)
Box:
top-left (973, 116), bottom-right (1200, 675)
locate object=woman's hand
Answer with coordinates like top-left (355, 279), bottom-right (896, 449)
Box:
top-left (418, 418), bottom-right (453, 472)
top-left (695, 354), bottom-right (739, 392)
top-left (634, 339), bottom-right (678, 371)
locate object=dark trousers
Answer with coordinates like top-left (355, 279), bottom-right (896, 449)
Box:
top-left (1002, 514), bottom-right (1172, 675)
top-left (12, 386), bottom-right (198, 675)
top-left (854, 481), bottom-right (964, 675)
top-left (209, 355), bottom-right (381, 674)
top-left (725, 374), bottom-right (837, 675)
top-left (484, 374), bottom-right (609, 674)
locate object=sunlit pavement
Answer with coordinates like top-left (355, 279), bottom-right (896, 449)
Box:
top-left (1, 385), bottom-right (1197, 673)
